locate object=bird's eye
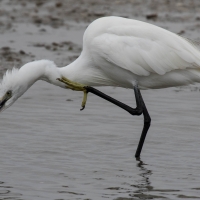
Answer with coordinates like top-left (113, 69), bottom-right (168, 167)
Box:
top-left (6, 91), bottom-right (12, 96)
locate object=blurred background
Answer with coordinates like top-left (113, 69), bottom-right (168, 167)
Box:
top-left (0, 1), bottom-right (200, 200)
top-left (0, 0), bottom-right (200, 72)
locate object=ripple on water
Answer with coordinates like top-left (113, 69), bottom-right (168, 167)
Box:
top-left (1, 81), bottom-right (200, 200)
top-left (0, 181), bottom-right (22, 200)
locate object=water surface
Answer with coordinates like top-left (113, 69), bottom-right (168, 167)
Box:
top-left (0, 82), bottom-right (200, 200)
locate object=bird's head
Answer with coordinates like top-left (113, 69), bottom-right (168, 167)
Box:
top-left (0, 68), bottom-right (26, 112)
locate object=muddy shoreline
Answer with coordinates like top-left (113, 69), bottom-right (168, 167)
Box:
top-left (0, 0), bottom-right (200, 74)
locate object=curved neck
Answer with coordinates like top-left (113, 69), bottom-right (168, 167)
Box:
top-left (18, 60), bottom-right (63, 92)
top-left (18, 57), bottom-right (114, 92)
top-left (60, 53), bottom-right (114, 86)
top-left (60, 54), bottom-right (92, 85)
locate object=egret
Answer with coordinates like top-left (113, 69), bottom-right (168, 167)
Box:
top-left (1, 16), bottom-right (200, 158)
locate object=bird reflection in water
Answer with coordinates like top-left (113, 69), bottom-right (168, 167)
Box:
top-left (130, 158), bottom-right (153, 199)
top-left (126, 158), bottom-right (165, 199)
top-left (114, 158), bottom-right (154, 200)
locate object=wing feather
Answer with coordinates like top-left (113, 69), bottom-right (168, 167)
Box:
top-left (90, 23), bottom-right (200, 76)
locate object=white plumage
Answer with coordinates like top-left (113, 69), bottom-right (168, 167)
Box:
top-left (1, 16), bottom-right (200, 110)
top-left (61, 16), bottom-right (200, 89)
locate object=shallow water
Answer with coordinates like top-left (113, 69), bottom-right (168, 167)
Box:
top-left (0, 82), bottom-right (200, 200)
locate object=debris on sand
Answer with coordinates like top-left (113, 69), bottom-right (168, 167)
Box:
top-left (146, 13), bottom-right (158, 20)
top-left (0, 47), bottom-right (34, 75)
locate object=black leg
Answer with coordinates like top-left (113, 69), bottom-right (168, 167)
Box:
top-left (84, 86), bottom-right (151, 158)
top-left (135, 89), bottom-right (151, 158)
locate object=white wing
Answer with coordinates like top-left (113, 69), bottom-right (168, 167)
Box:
top-left (87, 17), bottom-right (200, 76)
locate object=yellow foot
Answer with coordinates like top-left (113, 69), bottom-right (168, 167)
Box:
top-left (57, 76), bottom-right (88, 110)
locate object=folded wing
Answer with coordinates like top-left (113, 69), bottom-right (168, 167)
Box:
top-left (90, 24), bottom-right (200, 76)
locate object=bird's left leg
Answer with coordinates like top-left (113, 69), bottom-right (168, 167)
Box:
top-left (57, 76), bottom-right (151, 157)
top-left (84, 86), bottom-right (151, 158)
top-left (57, 76), bottom-right (88, 110)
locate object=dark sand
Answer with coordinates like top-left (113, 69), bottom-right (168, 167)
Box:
top-left (1, 0), bottom-right (200, 72)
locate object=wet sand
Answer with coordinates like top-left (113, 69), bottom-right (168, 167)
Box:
top-left (0, 0), bottom-right (200, 200)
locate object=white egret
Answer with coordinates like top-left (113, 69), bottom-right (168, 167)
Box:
top-left (1, 16), bottom-right (200, 157)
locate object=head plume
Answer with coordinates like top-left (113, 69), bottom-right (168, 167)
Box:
top-left (0, 67), bottom-right (20, 94)
top-left (0, 67), bottom-right (21, 112)
top-left (0, 59), bottom-right (61, 113)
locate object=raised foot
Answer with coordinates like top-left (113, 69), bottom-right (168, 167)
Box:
top-left (57, 76), bottom-right (88, 110)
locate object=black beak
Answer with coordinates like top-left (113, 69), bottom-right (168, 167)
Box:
top-left (0, 98), bottom-right (7, 110)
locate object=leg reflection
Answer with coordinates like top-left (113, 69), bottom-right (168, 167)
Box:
top-left (136, 158), bottom-right (153, 191)
top-left (129, 158), bottom-right (153, 199)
